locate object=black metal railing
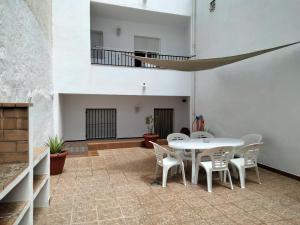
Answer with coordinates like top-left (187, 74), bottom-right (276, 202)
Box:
top-left (91, 48), bottom-right (191, 68)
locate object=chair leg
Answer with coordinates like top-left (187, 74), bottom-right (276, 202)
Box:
top-left (170, 166), bottom-right (177, 176)
top-left (224, 170), bottom-right (227, 183)
top-left (227, 169), bottom-right (234, 190)
top-left (154, 164), bottom-right (159, 179)
top-left (219, 171), bottom-right (223, 182)
top-left (180, 162), bottom-right (187, 186)
top-left (177, 164), bottom-right (182, 174)
top-left (231, 164), bottom-right (239, 179)
top-left (206, 170), bottom-right (213, 192)
top-left (255, 166), bottom-right (262, 184)
top-left (162, 166), bottom-right (169, 188)
top-left (238, 167), bottom-right (246, 189)
top-left (194, 163), bottom-right (199, 184)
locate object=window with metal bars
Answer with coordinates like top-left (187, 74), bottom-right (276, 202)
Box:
top-left (86, 109), bottom-right (116, 139)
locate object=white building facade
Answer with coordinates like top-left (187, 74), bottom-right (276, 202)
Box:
top-left (52, 0), bottom-right (194, 140)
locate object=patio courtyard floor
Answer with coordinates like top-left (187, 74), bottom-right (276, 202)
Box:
top-left (35, 147), bottom-right (300, 225)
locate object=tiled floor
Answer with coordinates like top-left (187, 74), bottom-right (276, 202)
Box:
top-left (35, 147), bottom-right (300, 225)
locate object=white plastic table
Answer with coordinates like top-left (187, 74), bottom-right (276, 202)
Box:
top-left (168, 138), bottom-right (244, 184)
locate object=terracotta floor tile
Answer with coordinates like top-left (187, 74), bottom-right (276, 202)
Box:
top-left (121, 204), bottom-right (146, 217)
top-left (202, 195), bottom-right (228, 205)
top-left (117, 196), bottom-right (140, 207)
top-left (194, 219), bottom-right (210, 225)
top-left (72, 222), bottom-right (99, 225)
top-left (73, 201), bottom-right (97, 212)
top-left (149, 212), bottom-right (180, 225)
top-left (267, 205), bottom-right (300, 219)
top-left (207, 216), bottom-right (237, 225)
top-left (71, 209), bottom-right (98, 223)
top-left (193, 206), bottom-right (223, 219)
top-left (46, 212), bottom-right (72, 225)
top-left (48, 202), bottom-right (73, 214)
top-left (289, 217), bottom-right (300, 225)
top-left (143, 202), bottom-right (167, 215)
top-left (289, 203), bottom-right (300, 213)
top-left (184, 197), bottom-right (211, 208)
top-left (214, 203), bottom-right (244, 215)
top-left (97, 207), bottom-right (123, 220)
top-left (234, 199), bottom-right (265, 212)
top-left (124, 215), bottom-right (154, 225)
top-left (98, 218), bottom-right (126, 225)
top-left (96, 198), bottom-right (119, 209)
top-left (265, 220), bottom-right (296, 225)
top-left (34, 147), bottom-right (300, 225)
top-left (229, 212), bottom-right (262, 225)
top-left (251, 209), bottom-right (283, 223)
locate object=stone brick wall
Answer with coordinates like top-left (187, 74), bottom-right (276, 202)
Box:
top-left (0, 104), bottom-right (30, 163)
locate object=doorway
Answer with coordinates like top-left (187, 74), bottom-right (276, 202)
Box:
top-left (154, 108), bottom-right (174, 138)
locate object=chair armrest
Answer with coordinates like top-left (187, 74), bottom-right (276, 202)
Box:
top-left (161, 147), bottom-right (183, 161)
top-left (235, 142), bottom-right (264, 155)
top-left (196, 149), bottom-right (211, 162)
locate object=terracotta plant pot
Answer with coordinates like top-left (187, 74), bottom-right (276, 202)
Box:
top-left (143, 133), bottom-right (159, 148)
top-left (50, 151), bottom-right (68, 175)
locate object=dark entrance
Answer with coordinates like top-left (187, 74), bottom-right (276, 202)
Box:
top-left (154, 108), bottom-right (174, 138)
top-left (86, 109), bottom-right (116, 139)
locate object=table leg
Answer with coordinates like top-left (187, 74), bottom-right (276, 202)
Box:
top-left (191, 149), bottom-right (196, 184)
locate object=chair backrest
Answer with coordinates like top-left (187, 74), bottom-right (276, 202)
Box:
top-left (238, 143), bottom-right (263, 167)
top-left (191, 131), bottom-right (214, 139)
top-left (241, 134), bottom-right (263, 146)
top-left (167, 133), bottom-right (190, 143)
top-left (150, 141), bottom-right (167, 166)
top-left (198, 147), bottom-right (232, 170)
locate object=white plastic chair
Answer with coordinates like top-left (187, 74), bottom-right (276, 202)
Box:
top-left (231, 134), bottom-right (263, 178)
top-left (240, 134), bottom-right (263, 146)
top-left (195, 147), bottom-right (233, 192)
top-left (191, 131), bottom-right (215, 162)
top-left (229, 143), bottom-right (263, 188)
top-left (150, 141), bottom-right (186, 188)
top-left (190, 131), bottom-right (214, 139)
top-left (167, 133), bottom-right (191, 161)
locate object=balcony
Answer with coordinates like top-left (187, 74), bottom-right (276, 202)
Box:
top-left (91, 48), bottom-right (191, 69)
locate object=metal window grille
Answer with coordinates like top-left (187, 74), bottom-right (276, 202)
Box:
top-left (154, 108), bottom-right (174, 138)
top-left (86, 109), bottom-right (116, 139)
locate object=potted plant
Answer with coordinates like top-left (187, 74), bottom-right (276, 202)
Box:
top-left (46, 136), bottom-right (67, 175)
top-left (143, 115), bottom-right (159, 148)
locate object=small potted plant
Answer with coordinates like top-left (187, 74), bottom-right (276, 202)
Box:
top-left (143, 115), bottom-right (159, 148)
top-left (46, 136), bottom-right (67, 175)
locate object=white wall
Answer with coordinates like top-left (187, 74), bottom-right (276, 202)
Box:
top-left (195, 0), bottom-right (300, 176)
top-left (89, 66), bottom-right (193, 97)
top-left (91, 16), bottom-right (190, 56)
top-left (53, 0), bottom-right (193, 96)
top-left (61, 94), bottom-right (189, 140)
top-left (52, 0), bottom-right (91, 93)
top-left (0, 0), bottom-right (53, 146)
top-left (92, 0), bottom-right (192, 16)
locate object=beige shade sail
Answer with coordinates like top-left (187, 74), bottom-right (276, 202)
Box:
top-left (132, 42), bottom-right (300, 71)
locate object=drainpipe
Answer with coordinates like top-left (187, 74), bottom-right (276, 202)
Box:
top-left (190, 0), bottom-right (197, 131)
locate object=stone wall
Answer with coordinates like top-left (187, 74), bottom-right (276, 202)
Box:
top-left (0, 0), bottom-right (53, 147)
top-left (25, 0), bottom-right (52, 41)
top-left (0, 104), bottom-right (30, 163)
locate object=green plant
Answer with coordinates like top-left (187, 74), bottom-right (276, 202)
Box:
top-left (46, 136), bottom-right (64, 154)
top-left (145, 115), bottom-right (154, 134)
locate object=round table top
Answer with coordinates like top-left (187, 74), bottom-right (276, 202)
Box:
top-left (168, 138), bottom-right (244, 150)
